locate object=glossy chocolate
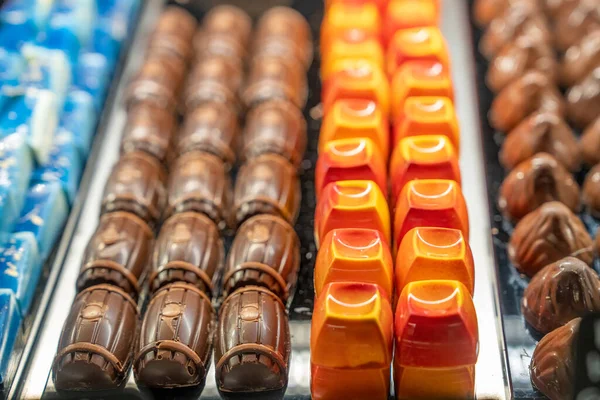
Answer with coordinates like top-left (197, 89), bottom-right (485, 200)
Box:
top-left (561, 30), bottom-right (600, 87)
top-left (150, 212), bottom-right (224, 295)
top-left (147, 7), bottom-right (197, 63)
top-left (544, 0), bottom-right (581, 19)
top-left (582, 163), bottom-right (600, 217)
top-left (134, 283), bottom-right (214, 389)
top-left (215, 286), bottom-right (291, 397)
top-left (522, 257), bottom-right (600, 334)
top-left (500, 113), bottom-right (579, 171)
top-left (101, 151), bottom-right (167, 225)
top-left (554, 0), bottom-right (600, 52)
top-left (200, 5), bottom-right (252, 55)
top-left (566, 68), bottom-right (600, 128)
top-left (234, 154), bottom-right (301, 226)
top-left (223, 214), bottom-right (300, 300)
top-left (473, 0), bottom-right (540, 27)
top-left (509, 202), bottom-right (593, 277)
top-left (53, 285), bottom-right (139, 391)
top-left (580, 116), bottom-right (600, 166)
top-left (498, 153), bottom-right (580, 220)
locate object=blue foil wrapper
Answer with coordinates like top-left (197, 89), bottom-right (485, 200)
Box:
top-left (0, 290), bottom-right (21, 388)
top-left (20, 44), bottom-right (71, 107)
top-left (59, 89), bottom-right (97, 159)
top-left (74, 51), bottom-right (111, 111)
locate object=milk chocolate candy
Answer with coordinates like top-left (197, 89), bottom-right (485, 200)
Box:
top-left (509, 202), bottom-right (593, 277)
top-left (53, 284), bottom-right (139, 391)
top-left (101, 151), bottom-right (167, 225)
top-left (581, 163), bottom-right (600, 217)
top-left (120, 103), bottom-right (177, 165)
top-left (223, 214), bottom-right (300, 300)
top-left (490, 71), bottom-right (565, 132)
top-left (544, 0), bottom-right (581, 19)
top-left (194, 31), bottom-right (246, 67)
top-left (166, 151), bottom-right (232, 231)
top-left (500, 112), bottom-right (579, 171)
top-left (147, 7), bottom-right (197, 63)
top-left (561, 30), bottom-right (600, 87)
top-left (580, 116), bottom-right (600, 166)
top-left (215, 286), bottom-right (291, 397)
top-left (234, 154), bottom-right (301, 226)
top-left (498, 153), bottom-right (580, 220)
top-left (150, 212), bottom-right (224, 295)
top-left (134, 283), bottom-right (214, 389)
top-left (566, 68), bottom-right (600, 128)
top-left (201, 5), bottom-right (252, 53)
top-left (473, 0), bottom-right (540, 27)
top-left (76, 212), bottom-right (154, 299)
top-left (530, 318), bottom-right (580, 400)
top-left (522, 257), bottom-right (600, 334)
top-left (241, 100), bottom-right (307, 169)
top-left (174, 102), bottom-right (239, 168)
top-left (554, 0), bottom-right (600, 52)
top-left (487, 35), bottom-right (557, 93)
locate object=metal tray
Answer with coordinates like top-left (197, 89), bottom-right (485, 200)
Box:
top-left (16, 1), bottom-right (510, 399)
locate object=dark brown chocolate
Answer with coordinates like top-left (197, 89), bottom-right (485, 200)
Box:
top-left (223, 214), bottom-right (300, 300)
top-left (498, 153), bottom-right (580, 220)
top-left (134, 283), bottom-right (214, 389)
top-left (101, 151), bottom-right (167, 225)
top-left (509, 202), bottom-right (593, 277)
top-left (580, 116), bottom-right (600, 166)
top-left (522, 257), bottom-right (600, 334)
top-left (53, 284), bottom-right (139, 391)
top-left (566, 68), bottom-right (600, 128)
top-left (234, 154), bottom-right (301, 226)
top-left (214, 286), bottom-right (291, 397)
top-left (554, 0), bottom-right (600, 52)
top-left (530, 317), bottom-right (580, 400)
top-left (582, 163), bottom-right (600, 217)
top-left (165, 151), bottom-right (232, 230)
top-left (241, 100), bottom-right (307, 169)
top-left (561, 30), bottom-right (600, 87)
top-left (500, 112), bottom-right (579, 171)
top-left (150, 212), bottom-right (224, 295)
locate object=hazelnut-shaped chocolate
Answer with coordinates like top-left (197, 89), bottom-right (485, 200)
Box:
top-left (522, 257), bottom-right (600, 334)
top-left (101, 151), bottom-right (167, 226)
top-left (150, 212), bottom-right (224, 295)
top-left (530, 318), bottom-right (580, 400)
top-left (581, 163), bottom-right (600, 217)
top-left (223, 214), bottom-right (300, 300)
top-left (500, 112), bottom-right (579, 171)
top-left (579, 116), bottom-right (600, 166)
top-left (561, 30), bottom-right (600, 87)
top-left (498, 153), bottom-right (580, 220)
top-left (234, 154), bottom-right (301, 226)
top-left (165, 151), bottom-right (232, 230)
top-left (566, 67), bottom-right (600, 128)
top-left (554, 0), bottom-right (600, 52)
top-left (490, 71), bottom-right (564, 132)
top-left (509, 202), bottom-right (593, 277)
top-left (241, 100), bottom-right (307, 168)
top-left (147, 6), bottom-right (197, 63)
top-left (487, 35), bottom-right (557, 93)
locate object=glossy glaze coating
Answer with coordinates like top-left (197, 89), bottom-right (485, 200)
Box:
top-left (554, 0), bottom-right (600, 51)
top-left (473, 0), bottom-right (540, 27)
top-left (199, 5), bottom-right (251, 60)
top-left (561, 30), bottom-right (600, 87)
top-left (147, 6), bottom-right (197, 63)
top-left (566, 67), bottom-right (600, 128)
top-left (582, 163), bottom-right (600, 217)
top-left (580, 116), bottom-right (600, 166)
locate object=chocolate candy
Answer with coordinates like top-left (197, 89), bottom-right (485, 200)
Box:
top-left (234, 154), bottom-right (301, 226)
top-left (500, 113), bottom-right (579, 171)
top-left (215, 286), bottom-right (291, 397)
top-left (580, 116), bottom-right (600, 166)
top-left (561, 30), bottom-right (600, 87)
top-left (566, 68), bottom-right (600, 128)
top-left (174, 102), bottom-right (239, 168)
top-left (53, 284), bottom-right (138, 391)
top-left (150, 212), bottom-right (224, 295)
top-left (581, 163), bottom-right (600, 217)
top-left (544, 0), bottom-right (581, 19)
top-left (241, 100), bottom-right (307, 169)
top-left (530, 318), bottom-right (580, 400)
top-left (101, 151), bottom-right (167, 225)
top-left (165, 151), bottom-right (232, 230)
top-left (554, 0), bottom-right (600, 52)
top-left (134, 283), bottom-right (214, 389)
top-left (508, 202), bottom-right (593, 277)
top-left (490, 71), bottom-right (564, 132)
top-left (473, 0), bottom-right (540, 27)
top-left (498, 153), bottom-right (580, 220)
top-left (147, 7), bottom-right (197, 63)
top-left (522, 257), bottom-right (600, 334)
top-left (223, 214), bottom-right (300, 300)
top-left (77, 211), bottom-right (154, 299)
top-left (196, 5), bottom-right (252, 61)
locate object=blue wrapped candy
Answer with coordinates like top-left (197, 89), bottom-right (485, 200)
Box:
top-left (0, 232), bottom-right (40, 314)
top-left (0, 0), bottom-right (51, 51)
top-left (20, 45), bottom-right (71, 107)
top-left (0, 290), bottom-right (21, 388)
top-left (59, 89), bottom-right (97, 159)
top-left (74, 52), bottom-right (111, 111)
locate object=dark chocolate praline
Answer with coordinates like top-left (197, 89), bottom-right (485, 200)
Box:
top-left (566, 67), bottom-right (600, 129)
top-left (580, 116), bottom-right (600, 166)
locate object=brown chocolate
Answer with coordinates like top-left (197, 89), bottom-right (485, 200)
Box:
top-left (522, 257), bottom-right (600, 334)
top-left (474, 0), bottom-right (542, 27)
top-left (214, 286), bottom-right (291, 396)
top-left (490, 71), bottom-right (565, 132)
top-left (165, 151), bottom-right (232, 230)
top-left (101, 151), bottom-right (167, 225)
top-left (150, 212), bottom-right (224, 295)
top-left (566, 67), bottom-right (600, 128)
top-left (194, 31), bottom-right (246, 66)
top-left (498, 153), bottom-right (580, 220)
top-left (543, 0), bottom-right (581, 19)
top-left (147, 7), bottom-right (197, 64)
top-left (241, 100), bottom-right (307, 168)
top-left (582, 163), bottom-right (600, 217)
top-left (134, 283), bottom-right (214, 389)
top-left (530, 317), bottom-right (580, 400)
top-left (561, 30), bottom-right (600, 87)
top-left (580, 116), bottom-right (600, 166)
top-left (554, 0), bottom-right (600, 52)
top-left (173, 102), bottom-right (239, 168)
top-left (223, 214), bottom-right (300, 300)
top-left (201, 5), bottom-right (252, 52)
top-left (508, 202), bottom-right (593, 277)
top-left (53, 284), bottom-right (139, 391)
top-left (234, 154), bottom-right (301, 226)
top-left (499, 112), bottom-right (579, 171)
top-left (76, 212), bottom-right (154, 299)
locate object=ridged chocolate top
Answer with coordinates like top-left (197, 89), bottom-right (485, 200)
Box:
top-left (561, 30), bottom-right (600, 87)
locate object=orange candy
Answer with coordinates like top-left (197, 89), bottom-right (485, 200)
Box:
top-left (312, 365), bottom-right (391, 400)
top-left (319, 99), bottom-right (389, 158)
top-left (389, 135), bottom-right (461, 205)
top-left (383, 0), bottom-right (439, 46)
top-left (320, 3), bottom-right (381, 46)
top-left (393, 96), bottom-right (460, 150)
top-left (315, 180), bottom-right (390, 248)
top-left (394, 365), bottom-right (475, 400)
top-left (386, 27), bottom-right (449, 76)
top-left (321, 30), bottom-right (385, 81)
top-left (395, 227), bottom-right (475, 297)
top-left (314, 228), bottom-right (394, 299)
top-left (393, 179), bottom-right (469, 249)
top-left (324, 0), bottom-right (389, 15)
